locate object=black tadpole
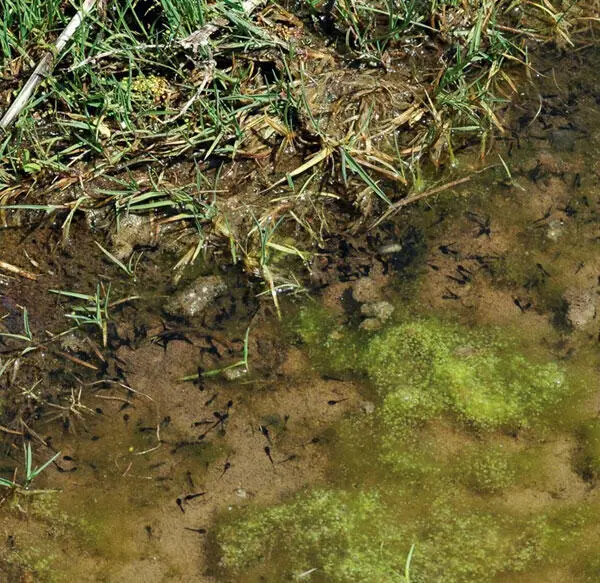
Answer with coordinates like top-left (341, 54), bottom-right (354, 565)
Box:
top-left (264, 446), bottom-right (274, 465)
top-left (219, 461), bottom-right (231, 479)
top-left (327, 398), bottom-right (348, 406)
top-left (213, 411), bottom-right (229, 432)
top-left (183, 492), bottom-right (206, 502)
top-left (277, 454), bottom-right (298, 464)
top-left (185, 471), bottom-right (195, 489)
top-left (204, 393), bottom-right (218, 407)
top-left (195, 366), bottom-right (205, 391)
top-left (259, 424), bottom-right (272, 445)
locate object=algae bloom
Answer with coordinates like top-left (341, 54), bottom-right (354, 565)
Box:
top-left (366, 318), bottom-right (568, 433)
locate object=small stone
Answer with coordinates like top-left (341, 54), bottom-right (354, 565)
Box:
top-left (352, 277), bottom-right (381, 303)
top-left (563, 287), bottom-right (597, 330)
top-left (377, 242), bottom-right (403, 255)
top-left (546, 219), bottom-right (565, 242)
top-left (85, 207), bottom-right (111, 231)
top-left (359, 317), bottom-right (383, 332)
top-left (360, 400), bottom-right (376, 414)
top-left (60, 333), bottom-right (87, 353)
top-left (165, 275), bottom-right (227, 318)
top-left (111, 214), bottom-right (156, 260)
top-left (222, 366), bottom-right (247, 381)
top-left (453, 345), bottom-right (478, 358)
top-left (361, 301), bottom-right (394, 322)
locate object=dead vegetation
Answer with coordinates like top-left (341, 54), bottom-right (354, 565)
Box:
top-left (0, 1), bottom-right (599, 281)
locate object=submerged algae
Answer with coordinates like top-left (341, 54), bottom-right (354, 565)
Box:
top-left (216, 489), bottom-right (411, 582)
top-left (573, 420), bottom-right (600, 483)
top-left (295, 306), bottom-right (570, 433)
top-left (215, 481), bottom-right (595, 583)
top-left (455, 444), bottom-right (517, 494)
top-left (367, 318), bottom-right (569, 433)
top-left (292, 303), bottom-right (364, 378)
top-left (212, 308), bottom-right (592, 582)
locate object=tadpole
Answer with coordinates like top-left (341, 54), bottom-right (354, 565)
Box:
top-left (277, 454), bottom-right (298, 464)
top-left (184, 527), bottom-right (207, 534)
top-left (195, 366), bottom-right (205, 391)
top-left (204, 393), bottom-right (218, 407)
top-left (327, 398), bottom-right (348, 406)
top-left (264, 446), bottom-right (274, 465)
top-left (183, 492), bottom-right (206, 502)
top-left (259, 424), bottom-right (272, 445)
top-left (185, 470), bottom-right (195, 489)
top-left (219, 461), bottom-right (231, 479)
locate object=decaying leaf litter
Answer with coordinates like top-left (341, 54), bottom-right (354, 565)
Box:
top-left (2, 0), bottom-right (600, 581)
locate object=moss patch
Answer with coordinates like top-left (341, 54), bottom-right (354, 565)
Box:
top-left (367, 318), bottom-right (569, 434)
top-left (215, 483), bottom-right (599, 583)
top-left (216, 489), bottom-right (411, 582)
top-left (217, 307), bottom-right (597, 582)
top-left (291, 303), bottom-right (365, 378)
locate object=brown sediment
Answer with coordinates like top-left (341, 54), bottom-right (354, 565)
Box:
top-left (2, 42), bottom-right (600, 583)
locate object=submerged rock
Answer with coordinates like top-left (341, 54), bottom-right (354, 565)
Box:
top-left (352, 276), bottom-right (381, 304)
top-left (222, 366), bottom-right (247, 381)
top-left (359, 300), bottom-right (394, 331)
top-left (111, 214), bottom-right (157, 260)
top-left (546, 218), bottom-right (565, 241)
top-left (563, 287), bottom-right (596, 330)
top-left (165, 275), bottom-right (227, 319)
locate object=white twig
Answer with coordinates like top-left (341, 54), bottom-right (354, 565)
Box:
top-left (0, 260), bottom-right (38, 280)
top-left (179, 0), bottom-right (267, 53)
top-left (0, 0), bottom-right (99, 130)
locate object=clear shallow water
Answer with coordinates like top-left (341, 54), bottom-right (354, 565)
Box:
top-left (2, 48), bottom-right (600, 582)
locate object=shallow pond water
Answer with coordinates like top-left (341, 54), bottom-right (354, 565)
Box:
top-left (2, 48), bottom-right (600, 582)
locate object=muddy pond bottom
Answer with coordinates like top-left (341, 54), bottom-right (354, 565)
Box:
top-left (3, 48), bottom-right (600, 583)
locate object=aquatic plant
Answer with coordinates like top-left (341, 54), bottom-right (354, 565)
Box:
top-left (216, 488), bottom-right (414, 582)
top-left (573, 420), bottom-right (600, 483)
top-left (455, 444), bottom-right (517, 494)
top-left (412, 502), bottom-right (545, 583)
top-left (49, 284), bottom-right (113, 347)
top-left (292, 303), bottom-right (364, 377)
top-left (0, 443), bottom-right (61, 492)
top-left (215, 484), bottom-right (589, 583)
top-left (367, 318), bottom-right (569, 434)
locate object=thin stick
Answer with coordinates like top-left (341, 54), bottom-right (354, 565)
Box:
top-left (57, 351), bottom-right (99, 371)
top-left (0, 424), bottom-right (23, 436)
top-left (0, 260), bottom-right (38, 280)
top-left (87, 379), bottom-right (154, 401)
top-left (370, 176), bottom-right (472, 229)
top-left (0, 0), bottom-right (99, 130)
top-left (19, 418), bottom-right (48, 446)
top-left (92, 394), bottom-right (132, 405)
